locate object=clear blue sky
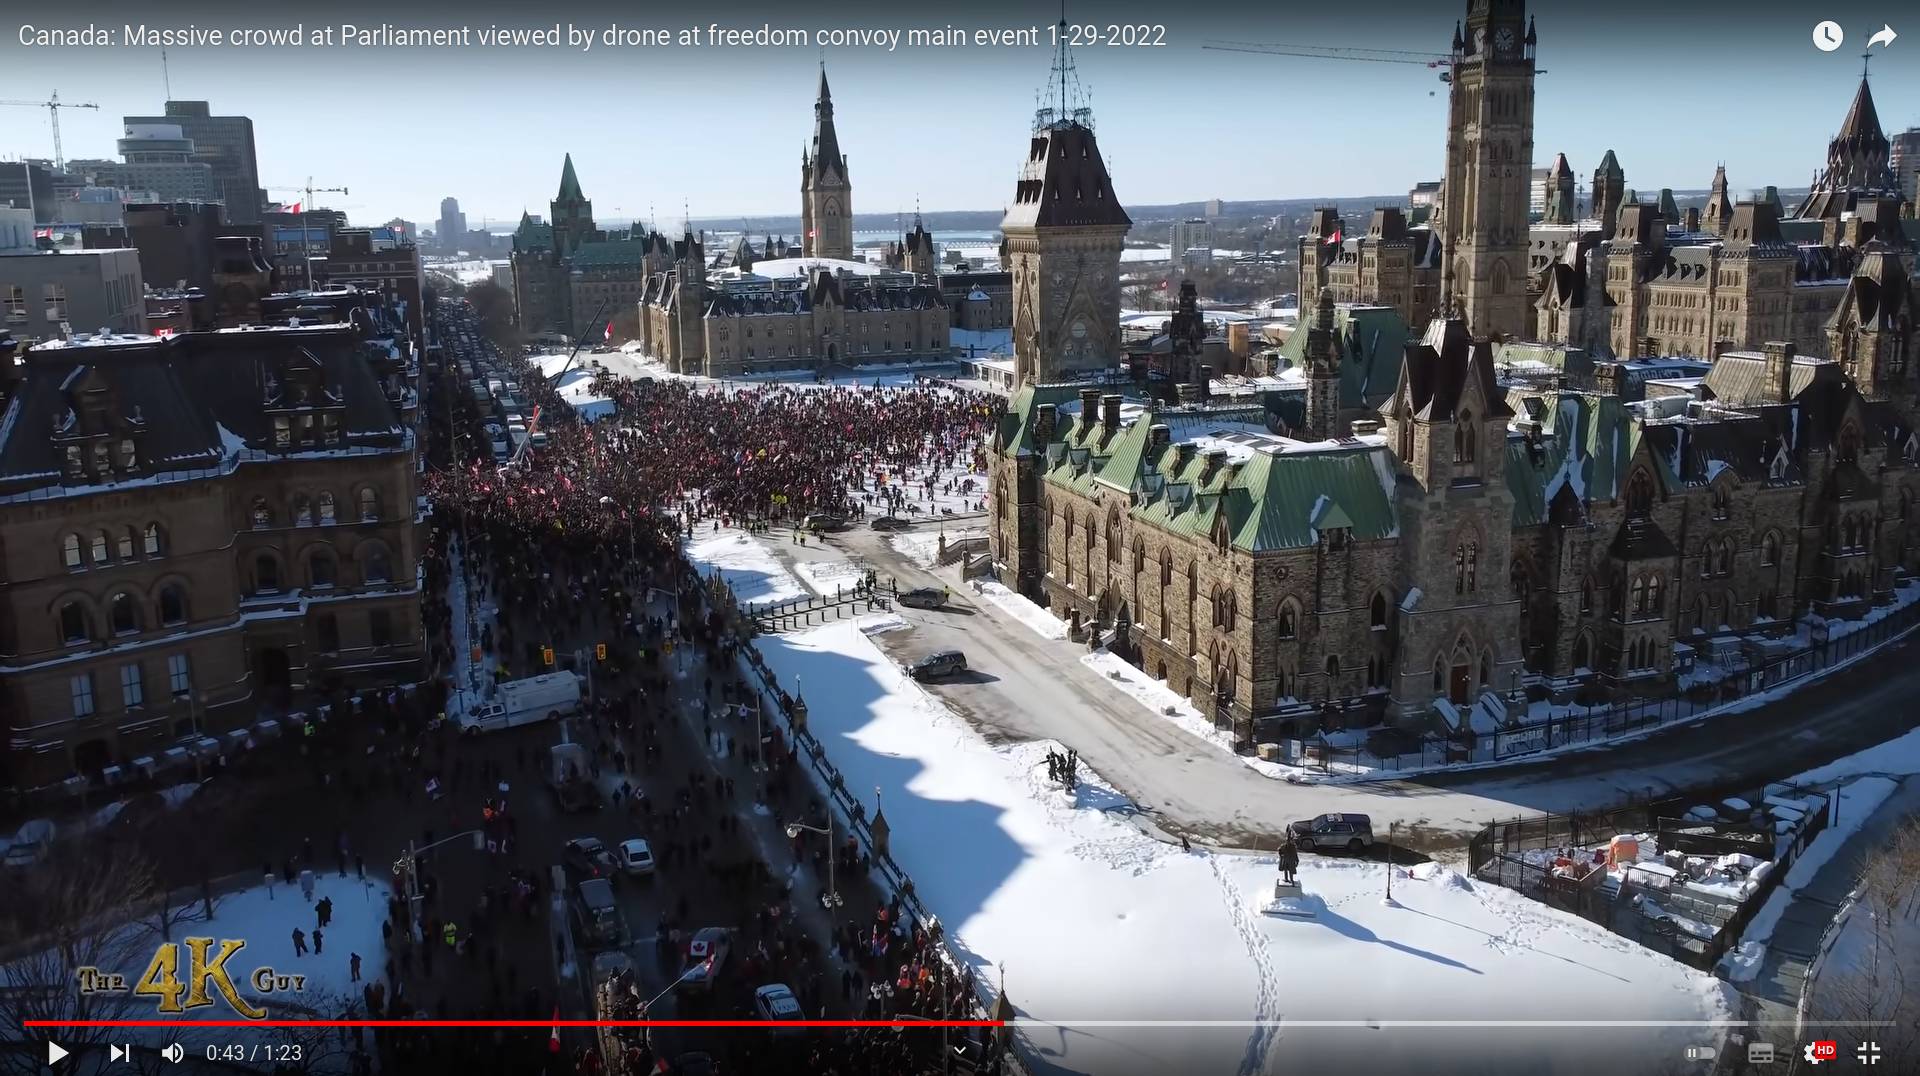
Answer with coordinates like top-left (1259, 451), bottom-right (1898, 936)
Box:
top-left (4, 0), bottom-right (1915, 228)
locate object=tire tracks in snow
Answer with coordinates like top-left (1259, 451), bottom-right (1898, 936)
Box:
top-left (1207, 854), bottom-right (1282, 1075)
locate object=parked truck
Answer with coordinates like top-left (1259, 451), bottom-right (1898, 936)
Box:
top-left (549, 741), bottom-right (600, 812)
top-left (456, 672), bottom-right (584, 734)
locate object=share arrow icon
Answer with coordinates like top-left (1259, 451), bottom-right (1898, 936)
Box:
top-left (1868, 24), bottom-right (1897, 48)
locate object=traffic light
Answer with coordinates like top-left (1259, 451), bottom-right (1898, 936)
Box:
top-left (541, 646), bottom-right (555, 667)
top-left (595, 643), bottom-right (607, 661)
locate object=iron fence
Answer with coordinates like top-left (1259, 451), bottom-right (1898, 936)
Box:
top-left (1278, 596), bottom-right (1920, 776)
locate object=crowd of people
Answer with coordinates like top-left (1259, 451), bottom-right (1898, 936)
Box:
top-left (418, 303), bottom-right (1018, 1075)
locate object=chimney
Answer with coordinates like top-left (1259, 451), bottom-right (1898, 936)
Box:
top-left (1078, 387), bottom-right (1101, 431)
top-left (1173, 441), bottom-right (1198, 471)
top-left (1147, 423), bottom-right (1171, 454)
top-left (1175, 382), bottom-right (1200, 404)
top-left (1198, 365), bottom-right (1213, 400)
top-left (1100, 394), bottom-right (1122, 430)
top-left (1201, 448), bottom-right (1228, 480)
top-left (1682, 207), bottom-right (1700, 232)
top-left (1711, 339), bottom-right (1735, 361)
top-left (1592, 361), bottom-right (1626, 399)
top-left (1763, 341), bottom-right (1795, 404)
top-left (1034, 403), bottom-right (1058, 445)
top-left (1350, 418), bottom-right (1381, 437)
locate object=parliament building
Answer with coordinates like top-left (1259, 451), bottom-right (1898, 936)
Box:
top-left (990, 0), bottom-right (1920, 742)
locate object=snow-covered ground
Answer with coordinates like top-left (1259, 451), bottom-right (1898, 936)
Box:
top-left (793, 557), bottom-right (868, 598)
top-left (887, 526), bottom-right (986, 569)
top-left (531, 351), bottom-right (616, 421)
top-left (685, 529), bottom-right (808, 607)
top-left (976, 580), bottom-right (1068, 640)
top-left (754, 617), bottom-right (1734, 1076)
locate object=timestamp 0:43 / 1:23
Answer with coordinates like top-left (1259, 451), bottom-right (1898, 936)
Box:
top-left (1049, 23), bottom-right (1168, 47)
top-left (206, 1043), bottom-right (303, 1064)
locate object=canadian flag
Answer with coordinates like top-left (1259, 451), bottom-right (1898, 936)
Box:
top-left (1325, 229), bottom-right (1343, 244)
top-left (807, 229), bottom-right (817, 238)
top-left (286, 201), bottom-right (303, 214)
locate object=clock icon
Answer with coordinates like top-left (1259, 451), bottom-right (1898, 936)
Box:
top-left (1812, 20), bottom-right (1844, 53)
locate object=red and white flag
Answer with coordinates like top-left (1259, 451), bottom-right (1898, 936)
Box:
top-left (286, 201), bottom-right (303, 213)
top-left (1325, 229), bottom-right (1342, 244)
top-left (548, 1004), bottom-right (561, 1053)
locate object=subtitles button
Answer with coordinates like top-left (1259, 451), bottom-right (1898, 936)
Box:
top-left (1747, 1041), bottom-right (1775, 1064)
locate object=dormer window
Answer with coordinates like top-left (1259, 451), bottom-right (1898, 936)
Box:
top-left (274, 416), bottom-right (292, 447)
top-left (251, 497), bottom-right (273, 529)
top-left (64, 445), bottom-right (83, 477)
top-left (116, 438), bottom-right (136, 470)
top-left (90, 442), bottom-right (109, 473)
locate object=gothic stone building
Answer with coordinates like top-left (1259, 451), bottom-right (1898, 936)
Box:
top-left (0, 275), bottom-right (423, 790)
top-left (994, 261), bottom-right (1920, 734)
top-left (636, 72), bottom-right (947, 378)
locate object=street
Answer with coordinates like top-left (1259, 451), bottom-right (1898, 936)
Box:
top-left (792, 520), bottom-right (1920, 852)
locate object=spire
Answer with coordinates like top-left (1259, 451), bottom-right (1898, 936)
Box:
top-left (1795, 73), bottom-right (1898, 218)
top-left (556, 153), bottom-right (584, 203)
top-left (1037, 0), bottom-right (1090, 131)
top-left (808, 63), bottom-right (846, 184)
top-left (1596, 149), bottom-right (1622, 176)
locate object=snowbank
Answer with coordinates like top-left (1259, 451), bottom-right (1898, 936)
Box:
top-left (684, 529), bottom-right (807, 606)
top-left (975, 580), bottom-right (1068, 640)
top-left (753, 619), bottom-right (1733, 1076)
top-left (1083, 649), bottom-right (1296, 781)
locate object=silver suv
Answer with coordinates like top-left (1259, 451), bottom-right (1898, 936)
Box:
top-left (1287, 812), bottom-right (1374, 853)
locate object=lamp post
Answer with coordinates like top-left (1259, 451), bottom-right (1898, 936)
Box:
top-left (784, 819), bottom-right (843, 910)
top-left (394, 828), bottom-right (485, 941)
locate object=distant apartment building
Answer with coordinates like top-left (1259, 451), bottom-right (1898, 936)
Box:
top-left (122, 101), bottom-right (263, 225)
top-left (319, 229), bottom-right (426, 346)
top-left (73, 125), bottom-right (219, 205)
top-left (438, 198), bottom-right (467, 250)
top-left (83, 201), bottom-right (228, 292)
top-left (1169, 217), bottom-right (1214, 257)
top-left (0, 247), bottom-right (146, 345)
top-left (1891, 126), bottom-right (1920, 207)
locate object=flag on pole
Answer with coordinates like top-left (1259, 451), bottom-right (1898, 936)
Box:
top-left (287, 201), bottom-right (303, 213)
top-left (1325, 229), bottom-right (1343, 244)
top-left (548, 1004), bottom-right (561, 1053)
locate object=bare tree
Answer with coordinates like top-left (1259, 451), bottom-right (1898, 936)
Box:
top-left (1804, 816), bottom-right (1920, 1061)
top-left (0, 847), bottom-right (163, 1075)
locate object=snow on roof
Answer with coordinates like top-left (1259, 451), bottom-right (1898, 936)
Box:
top-left (718, 256), bottom-right (893, 281)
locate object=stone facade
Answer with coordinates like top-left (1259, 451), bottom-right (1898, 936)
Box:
top-left (0, 286), bottom-right (423, 790)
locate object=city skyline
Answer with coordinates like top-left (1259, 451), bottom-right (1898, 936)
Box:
top-left (2, 1), bottom-right (1917, 229)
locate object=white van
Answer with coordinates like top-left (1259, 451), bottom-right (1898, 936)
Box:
top-left (457, 672), bottom-right (585, 733)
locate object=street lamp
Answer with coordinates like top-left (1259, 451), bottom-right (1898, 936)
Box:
top-left (394, 828), bottom-right (486, 941)
top-left (784, 819), bottom-right (843, 909)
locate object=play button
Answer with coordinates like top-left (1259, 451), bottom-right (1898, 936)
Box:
top-left (47, 1041), bottom-right (68, 1065)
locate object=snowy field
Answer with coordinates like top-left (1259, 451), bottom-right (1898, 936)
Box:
top-left (754, 618), bottom-right (1733, 1076)
top-left (685, 529), bottom-right (808, 606)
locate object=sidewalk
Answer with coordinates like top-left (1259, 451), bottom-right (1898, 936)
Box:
top-left (1741, 776), bottom-right (1920, 1028)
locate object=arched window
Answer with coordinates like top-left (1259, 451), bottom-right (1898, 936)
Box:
top-left (1456, 545), bottom-right (1467, 594)
top-left (318, 491), bottom-right (337, 525)
top-left (1631, 576), bottom-right (1648, 615)
top-left (90, 532), bottom-right (109, 564)
top-left (1625, 471), bottom-right (1654, 517)
top-left (1466, 544), bottom-right (1479, 592)
top-left (59, 602), bottom-right (89, 643)
top-left (255, 553), bottom-right (281, 593)
top-left (294, 495), bottom-right (314, 527)
top-left (1277, 601), bottom-right (1297, 640)
top-left (116, 528), bottom-right (135, 560)
top-left (1580, 576), bottom-right (1594, 614)
top-left (1106, 509), bottom-right (1121, 563)
top-left (1432, 660), bottom-right (1445, 694)
top-left (158, 585), bottom-right (186, 625)
top-left (110, 592), bottom-right (141, 635)
top-left (1572, 634), bottom-right (1591, 670)
top-left (364, 546), bottom-right (392, 584)
top-left (251, 497), bottom-right (272, 529)
top-left (1325, 654), bottom-right (1340, 689)
top-left (1160, 550), bottom-right (1172, 587)
top-left (1693, 594), bottom-right (1710, 632)
top-left (358, 488), bottom-right (380, 522)
top-left (1479, 650), bottom-right (1493, 690)
top-left (310, 550), bottom-right (336, 588)
top-left (1761, 532), bottom-right (1780, 566)
top-left (1647, 575), bottom-right (1663, 615)
top-left (143, 522), bottom-right (163, 556)
top-left (62, 533), bottom-right (82, 569)
top-left (1370, 592), bottom-right (1389, 629)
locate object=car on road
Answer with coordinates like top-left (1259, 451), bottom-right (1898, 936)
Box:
top-left (682, 927), bottom-right (731, 990)
top-left (616, 838), bottom-right (655, 876)
top-left (1287, 812), bottom-right (1374, 853)
top-left (897, 586), bottom-right (949, 610)
top-left (573, 877), bottom-right (625, 948)
top-left (870, 516), bottom-right (908, 531)
top-left (563, 836), bottom-right (617, 880)
top-left (908, 649), bottom-right (968, 681)
top-left (804, 513), bottom-right (847, 532)
top-left (753, 983), bottom-right (805, 1030)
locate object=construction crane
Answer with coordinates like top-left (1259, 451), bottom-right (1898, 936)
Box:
top-left (0, 91), bottom-right (101, 169)
top-left (1200, 40), bottom-right (1545, 85)
top-left (265, 179), bottom-right (350, 293)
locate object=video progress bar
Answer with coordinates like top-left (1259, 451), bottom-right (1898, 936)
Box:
top-left (1009, 1019), bottom-right (1898, 1029)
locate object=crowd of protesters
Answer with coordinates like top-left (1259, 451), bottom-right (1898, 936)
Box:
top-left (415, 302), bottom-right (1015, 1074)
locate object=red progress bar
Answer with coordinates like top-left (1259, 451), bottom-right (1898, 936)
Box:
top-left (26, 1020), bottom-right (1002, 1029)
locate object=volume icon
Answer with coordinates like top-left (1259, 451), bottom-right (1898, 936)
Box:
top-left (161, 1043), bottom-right (185, 1063)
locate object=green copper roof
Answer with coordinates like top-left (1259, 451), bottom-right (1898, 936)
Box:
top-left (1271, 304), bottom-right (1409, 411)
top-left (556, 154), bottom-right (585, 203)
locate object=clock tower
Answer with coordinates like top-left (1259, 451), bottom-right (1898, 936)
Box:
top-left (1439, 0), bottom-right (1536, 341)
